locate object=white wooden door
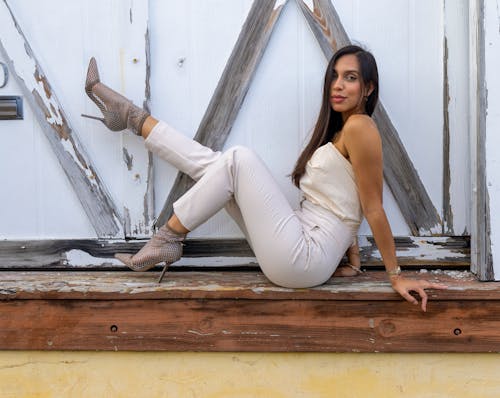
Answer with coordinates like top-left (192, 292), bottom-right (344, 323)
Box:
top-left (0, 0), bottom-right (471, 267)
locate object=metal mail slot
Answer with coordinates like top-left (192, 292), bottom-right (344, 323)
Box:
top-left (0, 96), bottom-right (23, 120)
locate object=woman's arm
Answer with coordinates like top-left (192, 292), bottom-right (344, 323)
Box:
top-left (343, 115), bottom-right (447, 311)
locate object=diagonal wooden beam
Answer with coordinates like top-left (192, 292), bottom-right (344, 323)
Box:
top-left (155, 0), bottom-right (289, 227)
top-left (297, 0), bottom-right (441, 235)
top-left (0, 0), bottom-right (123, 238)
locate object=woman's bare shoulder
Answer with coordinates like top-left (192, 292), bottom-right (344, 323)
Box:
top-left (343, 114), bottom-right (380, 144)
top-left (344, 114), bottom-right (377, 130)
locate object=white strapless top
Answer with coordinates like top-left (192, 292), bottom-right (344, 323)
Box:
top-left (299, 143), bottom-right (362, 234)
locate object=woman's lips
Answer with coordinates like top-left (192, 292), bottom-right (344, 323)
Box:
top-left (331, 96), bottom-right (346, 104)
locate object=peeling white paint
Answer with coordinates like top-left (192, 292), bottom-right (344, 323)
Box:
top-left (60, 139), bottom-right (98, 186)
top-left (64, 249), bottom-right (122, 267)
top-left (357, 236), bottom-right (467, 261)
top-left (419, 222), bottom-right (443, 236)
top-left (431, 269), bottom-right (472, 279)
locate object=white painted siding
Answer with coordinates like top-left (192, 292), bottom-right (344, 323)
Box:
top-left (0, 0), bottom-right (471, 241)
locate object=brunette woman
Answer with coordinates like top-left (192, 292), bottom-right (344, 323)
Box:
top-left (82, 45), bottom-right (447, 311)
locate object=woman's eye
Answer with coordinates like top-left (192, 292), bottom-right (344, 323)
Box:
top-left (346, 74), bottom-right (357, 81)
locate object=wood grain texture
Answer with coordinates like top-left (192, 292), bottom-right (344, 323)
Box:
top-left (0, 269), bottom-right (498, 352)
top-left (297, 0), bottom-right (441, 235)
top-left (0, 1), bottom-right (123, 238)
top-left (155, 0), bottom-right (288, 226)
top-left (0, 270), bottom-right (485, 301)
top-left (442, 36), bottom-right (453, 234)
top-left (0, 239), bottom-right (254, 269)
top-left (0, 236), bottom-right (468, 269)
top-left (443, 1), bottom-right (470, 236)
top-left (469, 1), bottom-right (493, 280)
top-left (120, 1), bottom-right (155, 238)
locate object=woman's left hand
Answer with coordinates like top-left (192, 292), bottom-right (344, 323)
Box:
top-left (390, 276), bottom-right (448, 312)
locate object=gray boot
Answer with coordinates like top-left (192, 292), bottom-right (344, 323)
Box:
top-left (82, 57), bottom-right (149, 135)
top-left (115, 224), bottom-right (186, 282)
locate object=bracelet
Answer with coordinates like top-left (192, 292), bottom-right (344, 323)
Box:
top-left (387, 266), bottom-right (401, 277)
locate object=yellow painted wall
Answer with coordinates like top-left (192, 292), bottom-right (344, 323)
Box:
top-left (1, 352), bottom-right (499, 397)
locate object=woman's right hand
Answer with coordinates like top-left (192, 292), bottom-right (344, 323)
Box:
top-left (390, 275), bottom-right (448, 312)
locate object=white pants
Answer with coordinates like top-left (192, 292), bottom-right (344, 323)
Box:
top-left (145, 121), bottom-right (353, 288)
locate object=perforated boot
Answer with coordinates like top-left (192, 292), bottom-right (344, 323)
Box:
top-left (82, 57), bottom-right (149, 135)
top-left (115, 224), bottom-right (186, 283)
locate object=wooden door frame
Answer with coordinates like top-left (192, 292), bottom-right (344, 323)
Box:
top-left (468, 0), bottom-right (493, 281)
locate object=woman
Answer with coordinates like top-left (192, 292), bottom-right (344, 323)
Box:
top-left (82, 45), bottom-right (447, 311)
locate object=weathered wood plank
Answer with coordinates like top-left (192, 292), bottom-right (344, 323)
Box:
top-left (0, 270), bottom-right (484, 301)
top-left (0, 291), bottom-right (499, 352)
top-left (0, 236), bottom-right (468, 269)
top-left (468, 1), bottom-right (493, 280)
top-left (297, 0), bottom-right (441, 236)
top-left (442, 1), bottom-right (470, 236)
top-left (442, 36), bottom-right (453, 234)
top-left (358, 236), bottom-right (469, 267)
top-left (0, 270), bottom-right (496, 352)
top-left (0, 239), bottom-right (255, 268)
top-left (0, 1), bottom-right (123, 238)
top-left (155, 0), bottom-right (288, 226)
top-left (296, 0), bottom-right (350, 56)
top-left (120, 1), bottom-right (155, 238)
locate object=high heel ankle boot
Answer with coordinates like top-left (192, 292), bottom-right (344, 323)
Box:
top-left (115, 224), bottom-right (186, 283)
top-left (82, 57), bottom-right (149, 135)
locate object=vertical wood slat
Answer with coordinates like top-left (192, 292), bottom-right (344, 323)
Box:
top-left (119, 1), bottom-right (155, 238)
top-left (469, 1), bottom-right (493, 280)
top-left (297, 0), bottom-right (442, 236)
top-left (468, 0), bottom-right (481, 277)
top-left (442, 36), bottom-right (453, 234)
top-left (0, 0), bottom-right (123, 238)
top-left (155, 0), bottom-right (288, 227)
top-left (443, 0), bottom-right (471, 237)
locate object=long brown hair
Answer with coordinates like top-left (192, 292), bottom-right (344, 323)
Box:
top-left (291, 45), bottom-right (379, 187)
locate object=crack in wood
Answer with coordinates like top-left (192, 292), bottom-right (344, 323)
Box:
top-left (443, 36), bottom-right (454, 234)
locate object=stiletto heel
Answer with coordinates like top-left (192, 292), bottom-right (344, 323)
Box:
top-left (158, 263), bottom-right (169, 283)
top-left (83, 57), bottom-right (149, 134)
top-left (81, 113), bottom-right (105, 122)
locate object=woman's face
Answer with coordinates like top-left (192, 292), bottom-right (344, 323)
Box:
top-left (329, 54), bottom-right (367, 120)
